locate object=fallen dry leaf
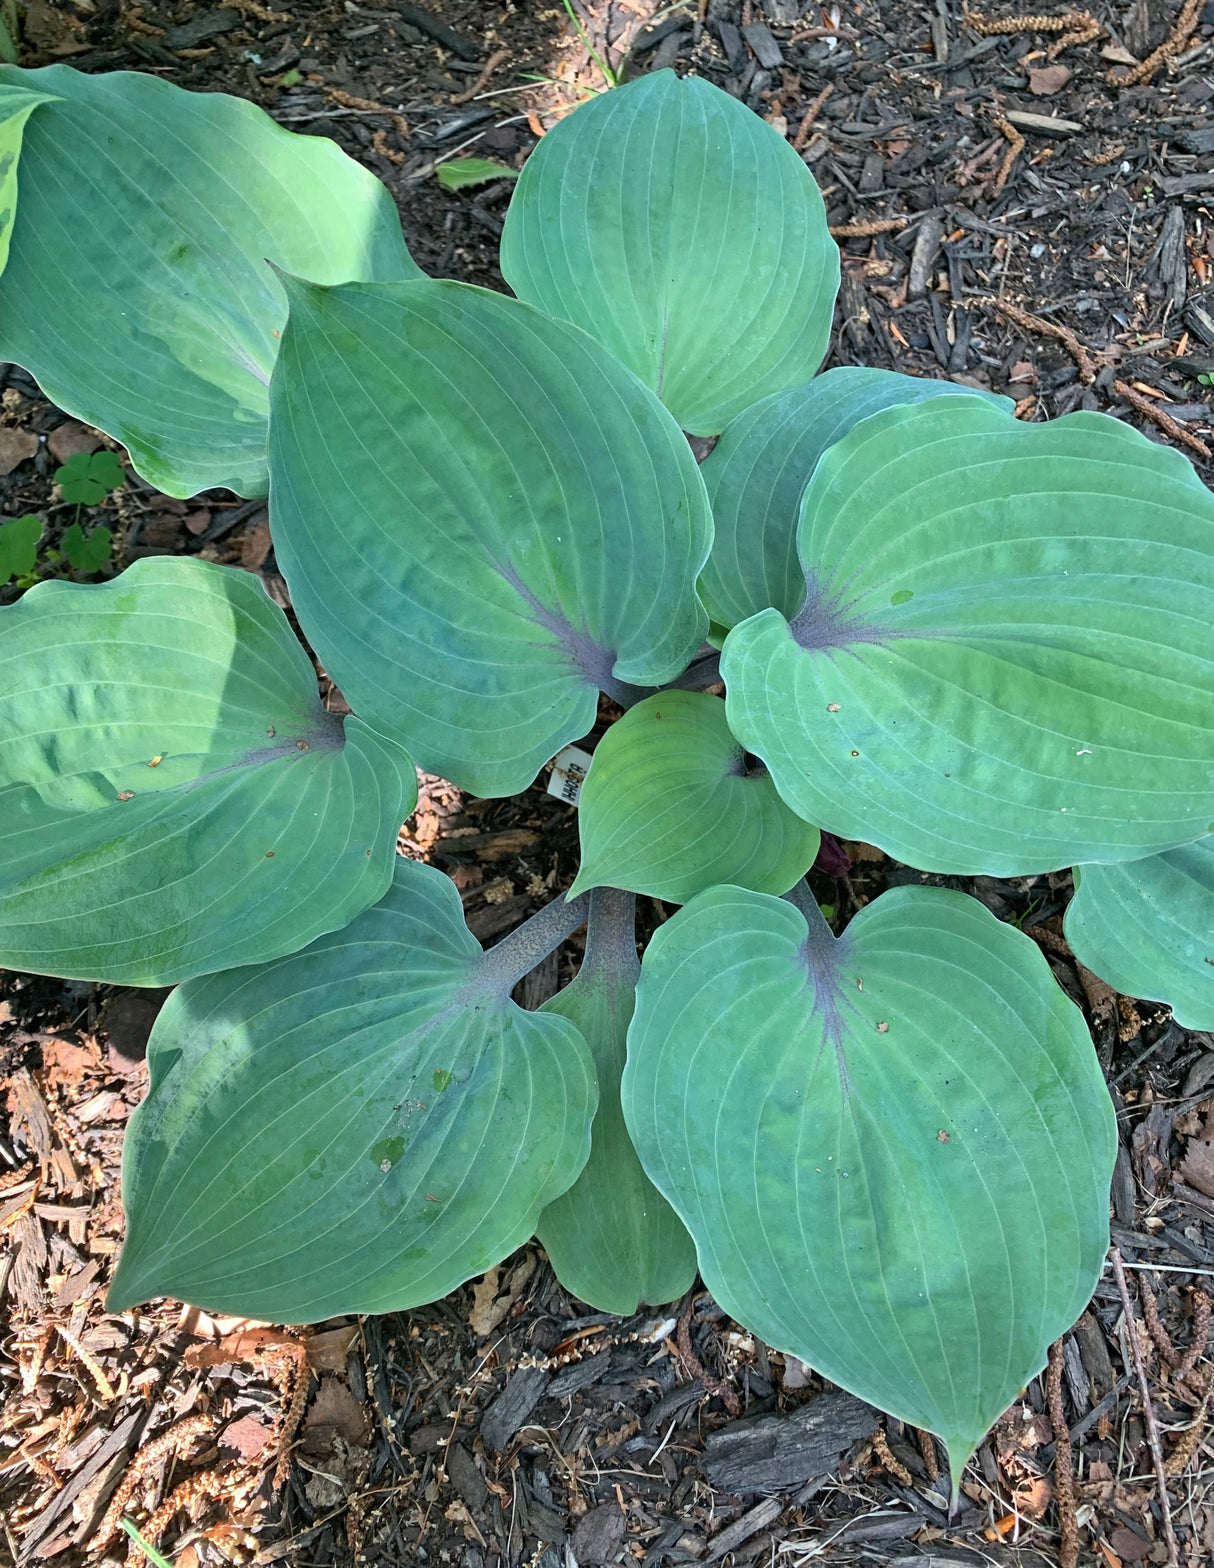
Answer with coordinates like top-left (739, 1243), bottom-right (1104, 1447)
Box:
top-left (1178, 1136), bottom-right (1214, 1198)
top-left (46, 422), bottom-right (101, 464)
top-left (219, 1415), bottom-right (275, 1462)
top-left (1109, 1527), bottom-right (1151, 1562)
top-left (305, 1322), bottom-right (360, 1373)
top-left (0, 427), bottom-right (38, 476)
top-left (303, 1377), bottom-right (370, 1448)
top-left (469, 1264), bottom-right (505, 1337)
top-left (1028, 64), bottom-right (1072, 95)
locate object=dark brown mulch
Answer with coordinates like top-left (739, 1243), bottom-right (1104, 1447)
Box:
top-left (5, 2), bottom-right (1214, 1566)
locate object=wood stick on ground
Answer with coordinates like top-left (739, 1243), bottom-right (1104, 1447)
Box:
top-left (974, 297), bottom-right (1097, 383)
top-left (829, 217), bottom-right (908, 238)
top-left (1111, 1248), bottom-right (1181, 1567)
top-left (1046, 1339), bottom-right (1080, 1568)
top-left (793, 83), bottom-right (833, 153)
top-left (1113, 379), bottom-right (1211, 459)
top-left (450, 48), bottom-right (510, 105)
top-left (1114, 0), bottom-right (1203, 86)
top-left (991, 115), bottom-right (1025, 194)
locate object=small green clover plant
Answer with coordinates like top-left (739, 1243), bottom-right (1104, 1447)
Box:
top-left (0, 62), bottom-right (1210, 1485)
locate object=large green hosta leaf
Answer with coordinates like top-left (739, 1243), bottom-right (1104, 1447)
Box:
top-left (0, 65), bottom-right (419, 498)
top-left (499, 70), bottom-right (838, 435)
top-left (0, 79), bottom-right (56, 274)
top-left (269, 277), bottom-right (711, 797)
top-left (537, 888), bottom-right (696, 1314)
top-left (699, 369), bottom-right (1011, 629)
top-left (109, 859), bottom-right (596, 1320)
top-left (622, 883), bottom-right (1115, 1473)
top-left (1066, 839), bottom-right (1214, 1029)
top-left (723, 398), bottom-right (1214, 875)
top-left (0, 559), bottom-right (416, 985)
top-left (568, 692), bottom-right (818, 903)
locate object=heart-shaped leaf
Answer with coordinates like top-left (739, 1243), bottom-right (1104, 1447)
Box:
top-left (0, 79), bottom-right (57, 274)
top-left (722, 397), bottom-right (1214, 874)
top-left (269, 277), bottom-right (711, 797)
top-left (500, 70), bottom-right (838, 435)
top-left (1066, 839), bottom-right (1214, 1030)
top-left (58, 520), bottom-right (112, 574)
top-left (109, 859), bottom-right (597, 1320)
top-left (622, 882), bottom-right (1115, 1474)
top-left (536, 888), bottom-right (697, 1314)
top-left (698, 368), bottom-right (1011, 629)
top-left (0, 64), bottom-right (420, 498)
top-left (0, 558), bottom-right (416, 984)
top-left (568, 691), bottom-right (819, 903)
top-left (54, 448), bottom-right (125, 505)
top-left (0, 513), bottom-right (40, 582)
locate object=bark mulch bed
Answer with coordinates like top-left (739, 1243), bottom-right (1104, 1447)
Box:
top-left (5, 2), bottom-right (1214, 1566)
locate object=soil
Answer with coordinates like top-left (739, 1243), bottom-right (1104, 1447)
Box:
top-left (4, 2), bottom-right (1214, 1567)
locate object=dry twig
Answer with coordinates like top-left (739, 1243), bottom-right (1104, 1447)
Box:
top-left (793, 83), bottom-right (833, 153)
top-left (1046, 1340), bottom-right (1079, 1568)
top-left (1111, 1249), bottom-right (1181, 1567)
top-left (451, 49), bottom-right (510, 105)
top-left (1113, 380), bottom-right (1211, 459)
top-left (974, 297), bottom-right (1098, 383)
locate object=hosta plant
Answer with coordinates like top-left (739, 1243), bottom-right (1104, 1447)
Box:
top-left (2, 61), bottom-right (1211, 1482)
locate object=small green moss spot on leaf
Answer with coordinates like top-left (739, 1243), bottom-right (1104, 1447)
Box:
top-left (370, 1136), bottom-right (406, 1170)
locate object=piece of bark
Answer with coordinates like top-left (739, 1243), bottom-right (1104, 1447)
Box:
top-left (1071, 1310), bottom-right (1116, 1401)
top-left (706, 1497), bottom-right (784, 1561)
top-left (1159, 205), bottom-right (1187, 312)
top-left (742, 22), bottom-right (784, 68)
top-left (702, 1389), bottom-right (878, 1493)
top-left (908, 215), bottom-right (944, 299)
top-left (571, 1504), bottom-right (626, 1565)
top-left (480, 1366), bottom-right (550, 1450)
top-left (715, 19), bottom-right (747, 71)
top-left (395, 2), bottom-right (480, 59)
top-left (446, 1441), bottom-right (487, 1512)
top-left (165, 8), bottom-right (240, 48)
top-left (1002, 110), bottom-right (1084, 135)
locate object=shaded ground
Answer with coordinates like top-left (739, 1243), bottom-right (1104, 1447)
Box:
top-left (5, 2), bottom-right (1214, 1566)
